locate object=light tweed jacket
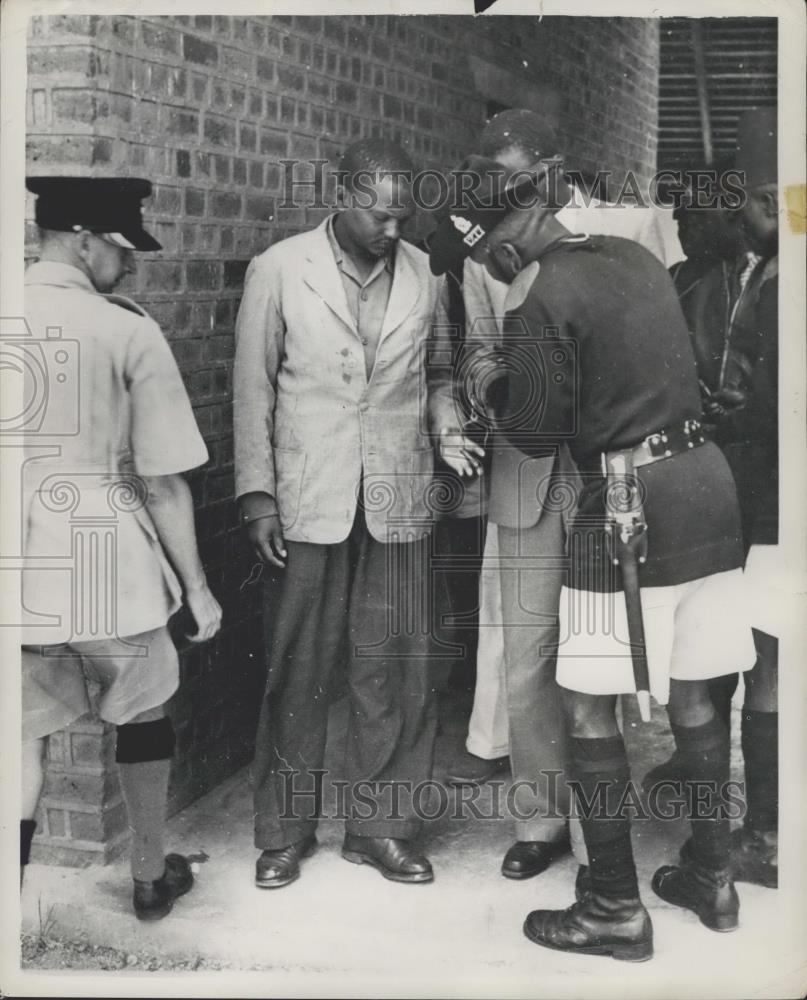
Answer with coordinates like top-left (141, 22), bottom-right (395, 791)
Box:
top-left (233, 217), bottom-right (455, 544)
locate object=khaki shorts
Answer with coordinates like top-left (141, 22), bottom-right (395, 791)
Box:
top-left (22, 627), bottom-right (179, 741)
top-left (556, 568), bottom-right (757, 705)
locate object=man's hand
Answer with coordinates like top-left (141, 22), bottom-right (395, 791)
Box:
top-left (240, 492), bottom-right (287, 568)
top-left (702, 385), bottom-right (748, 424)
top-left (439, 426), bottom-right (485, 478)
top-left (246, 514), bottom-right (287, 568)
top-left (183, 583), bottom-right (223, 643)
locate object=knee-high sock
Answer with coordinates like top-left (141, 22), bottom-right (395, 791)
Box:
top-left (118, 760), bottom-right (171, 882)
top-left (671, 717), bottom-right (730, 870)
top-left (708, 673), bottom-right (739, 733)
top-left (741, 709), bottom-right (778, 835)
top-left (570, 735), bottom-right (638, 899)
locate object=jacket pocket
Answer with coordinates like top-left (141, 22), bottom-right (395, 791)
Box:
top-left (274, 448), bottom-right (306, 529)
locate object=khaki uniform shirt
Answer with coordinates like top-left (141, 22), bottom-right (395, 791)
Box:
top-left (21, 261), bottom-right (208, 645)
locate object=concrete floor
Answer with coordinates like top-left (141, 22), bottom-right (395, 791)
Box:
top-left (17, 691), bottom-right (805, 997)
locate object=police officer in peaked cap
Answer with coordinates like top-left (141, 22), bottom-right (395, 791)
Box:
top-left (20, 176), bottom-right (222, 919)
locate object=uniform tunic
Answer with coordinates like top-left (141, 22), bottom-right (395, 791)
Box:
top-left (22, 261), bottom-right (207, 646)
top-left (496, 237), bottom-right (756, 701)
top-left (499, 236), bottom-right (744, 592)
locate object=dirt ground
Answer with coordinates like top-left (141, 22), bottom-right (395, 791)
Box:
top-left (21, 933), bottom-right (227, 972)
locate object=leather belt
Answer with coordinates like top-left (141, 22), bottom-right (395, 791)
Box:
top-left (598, 418), bottom-right (708, 476)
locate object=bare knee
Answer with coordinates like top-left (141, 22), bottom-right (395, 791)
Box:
top-left (668, 679), bottom-right (715, 728)
top-left (562, 690), bottom-right (618, 738)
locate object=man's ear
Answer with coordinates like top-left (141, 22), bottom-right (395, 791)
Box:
top-left (336, 183), bottom-right (349, 210)
top-left (74, 229), bottom-right (94, 262)
top-left (761, 189), bottom-right (778, 218)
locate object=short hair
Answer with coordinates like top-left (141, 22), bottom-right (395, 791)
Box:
top-left (337, 138), bottom-right (415, 191)
top-left (480, 109), bottom-right (559, 162)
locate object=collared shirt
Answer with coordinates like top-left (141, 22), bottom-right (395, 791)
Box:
top-left (326, 215), bottom-right (393, 379)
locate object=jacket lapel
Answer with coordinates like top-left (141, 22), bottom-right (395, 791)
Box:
top-left (301, 221), bottom-right (357, 334)
top-left (378, 244), bottom-right (419, 345)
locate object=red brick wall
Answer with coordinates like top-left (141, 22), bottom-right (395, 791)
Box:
top-left (25, 13), bottom-right (660, 862)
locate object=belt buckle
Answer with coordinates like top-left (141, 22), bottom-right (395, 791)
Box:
top-left (642, 431), bottom-right (671, 460)
top-left (683, 418), bottom-right (705, 447)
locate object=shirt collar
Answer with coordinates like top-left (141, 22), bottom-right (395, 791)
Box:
top-left (326, 214), bottom-right (394, 279)
top-left (24, 260), bottom-right (97, 293)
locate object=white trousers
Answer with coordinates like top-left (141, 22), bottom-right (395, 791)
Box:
top-left (465, 524), bottom-right (509, 759)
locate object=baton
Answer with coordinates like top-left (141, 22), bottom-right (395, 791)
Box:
top-left (614, 532), bottom-right (652, 722)
top-left (603, 453), bottom-right (652, 723)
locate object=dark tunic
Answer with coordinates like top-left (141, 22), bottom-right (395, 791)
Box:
top-left (497, 235), bottom-right (744, 591)
top-left (684, 255), bottom-right (779, 548)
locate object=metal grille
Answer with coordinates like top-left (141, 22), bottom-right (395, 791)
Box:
top-left (658, 17), bottom-right (777, 169)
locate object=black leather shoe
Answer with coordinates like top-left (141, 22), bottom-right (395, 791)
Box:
top-left (255, 834), bottom-right (317, 889)
top-left (342, 834), bottom-right (433, 883)
top-left (524, 892), bottom-right (653, 962)
top-left (445, 751), bottom-right (509, 786)
top-left (729, 826), bottom-right (778, 888)
top-left (133, 854), bottom-right (194, 921)
top-left (652, 860), bottom-right (739, 931)
top-left (501, 838), bottom-right (570, 880)
top-left (641, 752), bottom-right (683, 796)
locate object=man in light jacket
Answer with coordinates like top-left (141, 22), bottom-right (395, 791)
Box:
top-left (234, 138), bottom-right (455, 888)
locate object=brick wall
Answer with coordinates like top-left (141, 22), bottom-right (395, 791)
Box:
top-left (25, 13), bottom-right (660, 863)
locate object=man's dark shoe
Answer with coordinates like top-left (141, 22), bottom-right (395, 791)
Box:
top-left (255, 834), bottom-right (317, 889)
top-left (133, 854), bottom-right (194, 921)
top-left (524, 892), bottom-right (653, 962)
top-left (651, 860), bottom-right (739, 931)
top-left (641, 752), bottom-right (683, 796)
top-left (501, 838), bottom-right (570, 880)
top-left (445, 750), bottom-right (508, 787)
top-left (729, 826), bottom-right (778, 888)
top-left (342, 834), bottom-right (433, 883)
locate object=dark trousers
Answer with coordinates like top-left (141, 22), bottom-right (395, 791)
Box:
top-left (432, 515), bottom-right (487, 692)
top-left (252, 510), bottom-right (450, 849)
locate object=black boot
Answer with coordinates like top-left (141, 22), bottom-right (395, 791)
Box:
top-left (133, 854), bottom-right (194, 921)
top-left (524, 892), bottom-right (653, 962)
top-left (575, 864), bottom-right (591, 902)
top-left (730, 826), bottom-right (777, 888)
top-left (529, 735), bottom-right (653, 962)
top-left (652, 860), bottom-right (739, 932)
